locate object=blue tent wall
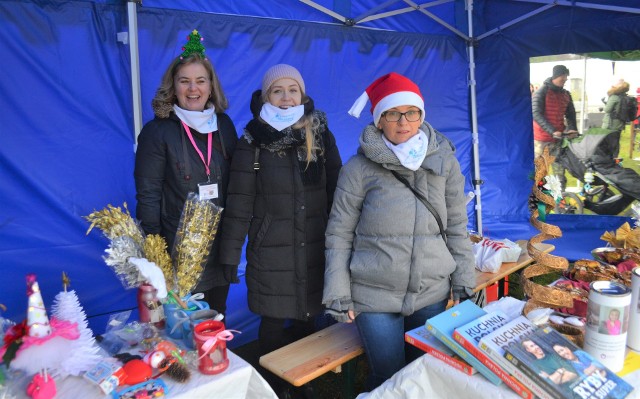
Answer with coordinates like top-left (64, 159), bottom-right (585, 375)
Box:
top-left (1, 0), bottom-right (639, 347)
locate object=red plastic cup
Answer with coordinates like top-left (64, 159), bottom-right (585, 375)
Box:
top-left (193, 320), bottom-right (229, 375)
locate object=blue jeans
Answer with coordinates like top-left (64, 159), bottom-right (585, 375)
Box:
top-left (355, 298), bottom-right (448, 391)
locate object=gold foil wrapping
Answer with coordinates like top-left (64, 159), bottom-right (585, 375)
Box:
top-left (171, 193), bottom-right (222, 297)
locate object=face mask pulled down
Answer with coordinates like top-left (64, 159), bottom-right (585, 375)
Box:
top-left (382, 130), bottom-right (428, 171)
top-left (259, 103), bottom-right (305, 131)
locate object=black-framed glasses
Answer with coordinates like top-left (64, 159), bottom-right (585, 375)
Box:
top-left (382, 110), bottom-right (422, 122)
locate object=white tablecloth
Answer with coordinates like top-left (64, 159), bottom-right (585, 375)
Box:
top-left (357, 353), bottom-right (640, 399)
top-left (6, 350), bottom-right (277, 399)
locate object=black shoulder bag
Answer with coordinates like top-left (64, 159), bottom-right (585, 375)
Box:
top-left (390, 170), bottom-right (447, 243)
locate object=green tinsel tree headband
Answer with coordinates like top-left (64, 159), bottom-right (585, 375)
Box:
top-left (180, 29), bottom-right (206, 59)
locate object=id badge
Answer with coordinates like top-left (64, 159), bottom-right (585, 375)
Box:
top-left (198, 182), bottom-right (218, 200)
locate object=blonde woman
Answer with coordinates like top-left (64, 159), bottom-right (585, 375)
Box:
top-left (218, 64), bottom-right (342, 396)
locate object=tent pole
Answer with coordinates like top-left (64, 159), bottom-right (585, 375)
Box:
top-left (580, 55), bottom-right (588, 134)
top-left (128, 0), bottom-right (143, 145)
top-left (466, 0), bottom-right (483, 233)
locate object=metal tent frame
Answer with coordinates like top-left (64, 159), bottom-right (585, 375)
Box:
top-left (124, 0), bottom-right (640, 233)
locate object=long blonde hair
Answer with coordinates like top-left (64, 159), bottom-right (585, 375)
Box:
top-left (151, 53), bottom-right (228, 118)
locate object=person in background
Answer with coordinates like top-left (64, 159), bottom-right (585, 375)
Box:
top-left (218, 64), bottom-right (342, 398)
top-left (323, 72), bottom-right (475, 391)
top-left (601, 79), bottom-right (631, 159)
top-left (134, 30), bottom-right (238, 313)
top-left (532, 64), bottom-right (578, 191)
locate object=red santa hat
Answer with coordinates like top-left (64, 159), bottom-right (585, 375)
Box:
top-left (348, 72), bottom-right (425, 126)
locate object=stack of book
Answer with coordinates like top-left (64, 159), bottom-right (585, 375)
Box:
top-left (403, 300), bottom-right (634, 399)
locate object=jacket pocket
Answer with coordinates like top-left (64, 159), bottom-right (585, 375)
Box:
top-left (250, 213), bottom-right (272, 250)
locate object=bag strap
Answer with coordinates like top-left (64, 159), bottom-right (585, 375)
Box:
top-left (253, 146), bottom-right (261, 171)
top-left (391, 170), bottom-right (447, 243)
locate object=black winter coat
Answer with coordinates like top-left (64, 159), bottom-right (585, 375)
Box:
top-left (134, 112), bottom-right (238, 291)
top-left (219, 111), bottom-right (342, 320)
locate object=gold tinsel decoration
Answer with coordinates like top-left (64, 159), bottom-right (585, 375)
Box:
top-left (143, 234), bottom-right (174, 286)
top-left (85, 203), bottom-right (145, 249)
top-left (171, 193), bottom-right (222, 297)
top-left (523, 147), bottom-right (575, 309)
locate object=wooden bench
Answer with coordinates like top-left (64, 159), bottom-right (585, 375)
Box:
top-left (259, 322), bottom-right (363, 398)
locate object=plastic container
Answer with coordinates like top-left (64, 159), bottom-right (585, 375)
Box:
top-left (163, 300), bottom-right (209, 339)
top-left (193, 320), bottom-right (229, 375)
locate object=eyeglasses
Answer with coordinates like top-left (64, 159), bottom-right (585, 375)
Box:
top-left (382, 110), bottom-right (422, 122)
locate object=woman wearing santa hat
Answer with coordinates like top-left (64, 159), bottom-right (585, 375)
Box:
top-left (218, 64), bottom-right (342, 396)
top-left (323, 72), bottom-right (475, 390)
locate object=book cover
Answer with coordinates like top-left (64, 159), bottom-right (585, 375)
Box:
top-left (479, 315), bottom-right (554, 399)
top-left (503, 325), bottom-right (634, 399)
top-left (453, 311), bottom-right (534, 399)
top-left (405, 325), bottom-right (477, 375)
top-left (425, 300), bottom-right (502, 386)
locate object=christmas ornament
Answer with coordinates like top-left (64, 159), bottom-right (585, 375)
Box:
top-left (180, 29), bottom-right (206, 59)
top-left (26, 274), bottom-right (51, 338)
top-left (9, 275), bottom-right (80, 376)
top-left (51, 273), bottom-right (101, 377)
top-left (523, 147), bottom-right (585, 345)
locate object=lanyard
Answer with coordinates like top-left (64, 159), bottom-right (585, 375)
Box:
top-left (181, 121), bottom-right (212, 180)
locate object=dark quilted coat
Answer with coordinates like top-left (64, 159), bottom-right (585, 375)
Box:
top-left (218, 110), bottom-right (342, 320)
top-left (135, 112), bottom-right (238, 291)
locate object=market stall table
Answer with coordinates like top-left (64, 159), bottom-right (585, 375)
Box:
top-left (7, 350), bottom-right (277, 399)
top-left (356, 349), bottom-right (640, 399)
top-left (474, 240), bottom-right (554, 299)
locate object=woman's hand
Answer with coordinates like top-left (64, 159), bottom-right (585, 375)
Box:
top-left (346, 310), bottom-right (356, 323)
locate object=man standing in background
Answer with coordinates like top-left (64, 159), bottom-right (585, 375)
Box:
top-left (532, 64), bottom-right (578, 191)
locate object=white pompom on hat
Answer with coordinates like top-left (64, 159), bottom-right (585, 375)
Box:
top-left (348, 72), bottom-right (425, 126)
top-left (262, 64), bottom-right (306, 94)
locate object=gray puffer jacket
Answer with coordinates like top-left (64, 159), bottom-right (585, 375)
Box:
top-left (323, 122), bottom-right (475, 316)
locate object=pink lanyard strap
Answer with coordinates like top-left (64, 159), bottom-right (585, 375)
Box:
top-left (181, 121), bottom-right (212, 179)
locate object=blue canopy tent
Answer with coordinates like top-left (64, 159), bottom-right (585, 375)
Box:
top-left (1, 0), bottom-right (638, 347)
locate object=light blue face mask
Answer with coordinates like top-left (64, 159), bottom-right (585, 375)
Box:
top-left (259, 102), bottom-right (304, 131)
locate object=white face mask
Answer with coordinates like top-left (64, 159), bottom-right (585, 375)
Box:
top-left (259, 103), bottom-right (305, 131)
top-left (383, 129), bottom-right (428, 171)
top-left (173, 104), bottom-right (218, 133)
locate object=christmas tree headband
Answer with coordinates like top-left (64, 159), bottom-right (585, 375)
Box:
top-left (180, 29), bottom-right (206, 60)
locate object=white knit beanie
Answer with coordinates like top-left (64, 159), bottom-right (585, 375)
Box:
top-left (262, 64), bottom-right (306, 94)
